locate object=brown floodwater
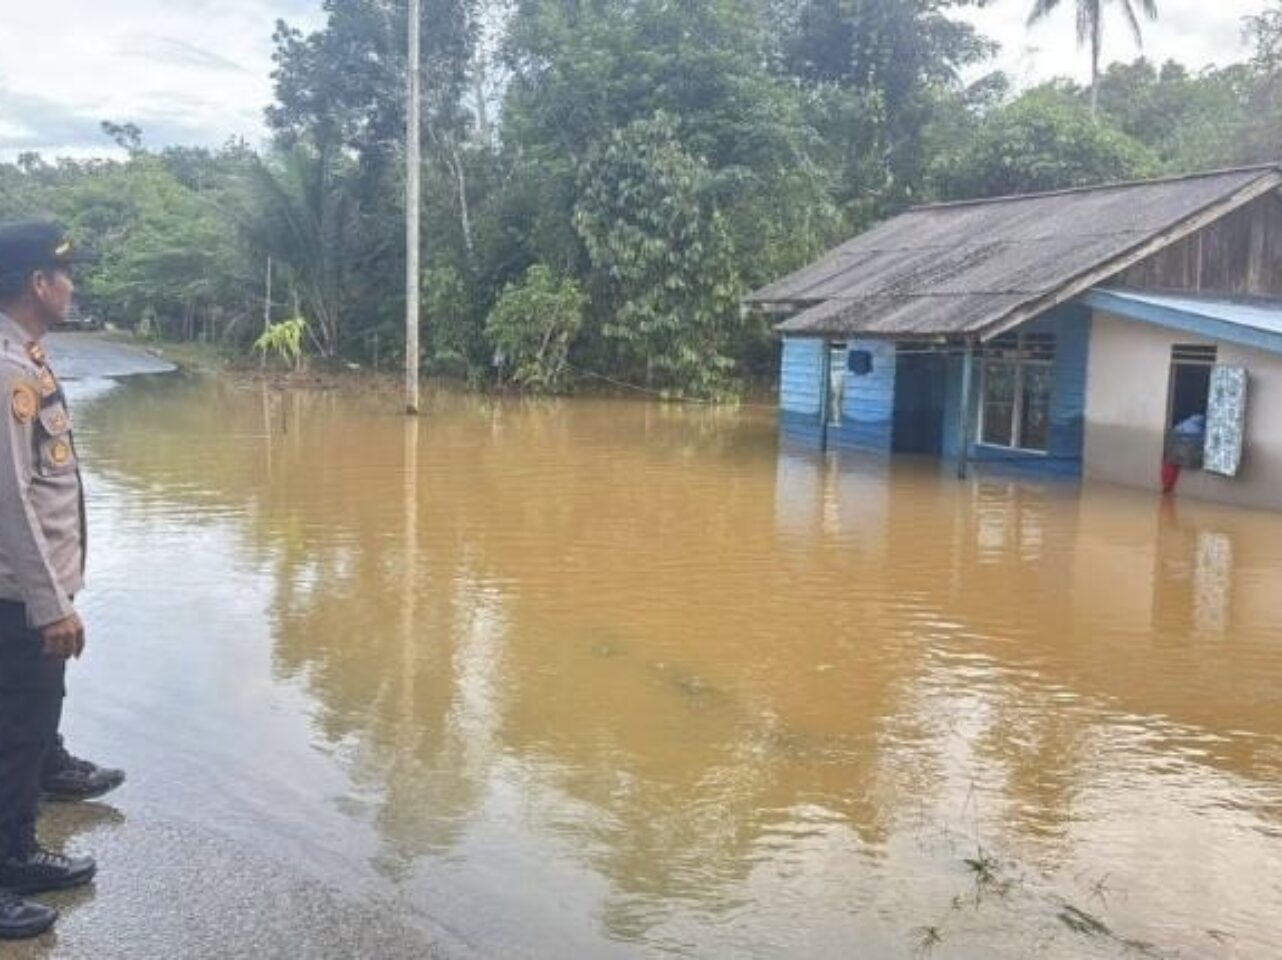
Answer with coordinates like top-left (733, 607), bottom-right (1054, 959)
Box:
top-left (59, 376), bottom-right (1282, 958)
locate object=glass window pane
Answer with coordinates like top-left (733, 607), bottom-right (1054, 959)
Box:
top-left (1020, 365), bottom-right (1051, 451)
top-left (983, 362), bottom-right (1015, 402)
top-left (981, 363), bottom-right (1016, 447)
top-left (983, 404), bottom-right (1014, 446)
top-left (827, 348), bottom-right (845, 425)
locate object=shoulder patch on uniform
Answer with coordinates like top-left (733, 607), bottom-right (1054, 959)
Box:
top-left (10, 382), bottom-right (38, 424)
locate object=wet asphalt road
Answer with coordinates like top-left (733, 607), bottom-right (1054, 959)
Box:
top-left (11, 335), bottom-right (475, 960)
top-left (44, 332), bottom-right (177, 381)
top-left (8, 805), bottom-right (459, 960)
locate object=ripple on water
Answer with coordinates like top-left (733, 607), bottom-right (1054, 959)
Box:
top-left (58, 379), bottom-right (1282, 959)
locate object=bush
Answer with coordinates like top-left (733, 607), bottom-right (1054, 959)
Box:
top-left (484, 265), bottom-right (585, 393)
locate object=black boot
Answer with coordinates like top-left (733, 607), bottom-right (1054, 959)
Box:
top-left (41, 740), bottom-right (125, 802)
top-left (0, 888), bottom-right (57, 939)
top-left (0, 846), bottom-right (95, 894)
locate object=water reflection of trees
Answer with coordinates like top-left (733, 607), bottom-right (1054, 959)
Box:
top-left (773, 451), bottom-right (1282, 852)
top-left (81, 382), bottom-right (924, 937)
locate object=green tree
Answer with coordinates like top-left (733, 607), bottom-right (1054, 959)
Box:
top-left (1243, 1), bottom-right (1282, 161)
top-left (935, 86), bottom-right (1157, 198)
top-left (235, 147), bottom-right (366, 359)
top-left (485, 264), bottom-right (584, 392)
top-left (574, 113), bottom-right (743, 399)
top-left (1092, 59), bottom-right (1264, 171)
top-left (1027, 0), bottom-right (1159, 118)
top-left (775, 0), bottom-right (997, 211)
top-left (60, 151), bottom-right (252, 340)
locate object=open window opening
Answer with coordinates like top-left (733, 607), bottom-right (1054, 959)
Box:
top-left (825, 342), bottom-right (847, 426)
top-left (978, 332), bottom-right (1056, 453)
top-left (1165, 345), bottom-right (1217, 469)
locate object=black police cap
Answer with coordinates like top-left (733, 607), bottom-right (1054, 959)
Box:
top-left (0, 221), bottom-right (96, 279)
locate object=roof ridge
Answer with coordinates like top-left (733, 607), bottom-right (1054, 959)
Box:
top-left (909, 163), bottom-right (1282, 213)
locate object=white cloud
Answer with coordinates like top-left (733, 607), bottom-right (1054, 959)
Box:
top-left (958, 0), bottom-right (1266, 88)
top-left (0, 0), bottom-right (324, 159)
top-left (0, 0), bottom-right (1273, 160)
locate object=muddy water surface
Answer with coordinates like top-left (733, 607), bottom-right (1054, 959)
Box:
top-left (61, 378), bottom-right (1282, 958)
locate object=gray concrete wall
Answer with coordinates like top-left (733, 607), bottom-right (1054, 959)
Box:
top-left (1083, 312), bottom-right (1282, 511)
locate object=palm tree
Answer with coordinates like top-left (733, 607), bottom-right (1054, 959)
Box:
top-left (235, 146), bottom-right (365, 359)
top-left (1028, 0), bottom-right (1159, 118)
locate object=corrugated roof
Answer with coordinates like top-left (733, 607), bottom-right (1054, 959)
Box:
top-left (747, 166), bottom-right (1282, 340)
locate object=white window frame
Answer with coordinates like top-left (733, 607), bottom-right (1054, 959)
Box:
top-left (825, 342), bottom-right (847, 426)
top-left (977, 333), bottom-right (1055, 455)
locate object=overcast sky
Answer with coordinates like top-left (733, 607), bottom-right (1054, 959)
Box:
top-left (0, 0), bottom-right (1271, 161)
top-left (959, 0), bottom-right (1264, 88)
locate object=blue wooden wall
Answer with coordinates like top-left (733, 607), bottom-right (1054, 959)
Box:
top-left (828, 340), bottom-right (897, 452)
top-left (779, 337), bottom-right (898, 452)
top-left (779, 337), bottom-right (825, 445)
top-left (940, 303), bottom-right (1093, 473)
top-left (779, 304), bottom-right (1091, 472)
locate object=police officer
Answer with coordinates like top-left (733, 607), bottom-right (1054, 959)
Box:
top-left (0, 222), bottom-right (106, 939)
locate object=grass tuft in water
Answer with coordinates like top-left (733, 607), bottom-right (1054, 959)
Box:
top-left (962, 847), bottom-right (1014, 902)
top-left (910, 924), bottom-right (944, 958)
top-left (1057, 903), bottom-right (1111, 937)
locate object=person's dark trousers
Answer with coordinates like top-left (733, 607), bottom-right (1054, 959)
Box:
top-left (0, 602), bottom-right (65, 861)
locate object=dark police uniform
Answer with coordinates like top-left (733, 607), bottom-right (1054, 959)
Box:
top-left (0, 310), bottom-right (85, 862)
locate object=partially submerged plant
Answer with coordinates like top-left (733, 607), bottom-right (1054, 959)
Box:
top-left (911, 924), bottom-right (944, 958)
top-left (254, 315), bottom-right (307, 370)
top-left (1058, 903), bottom-right (1111, 937)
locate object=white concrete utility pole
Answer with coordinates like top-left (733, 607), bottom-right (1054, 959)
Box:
top-left (405, 0), bottom-right (422, 415)
top-left (262, 255), bottom-right (272, 371)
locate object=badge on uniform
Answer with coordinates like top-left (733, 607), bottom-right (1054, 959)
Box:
top-left (10, 382), bottom-right (38, 424)
top-left (37, 368), bottom-right (57, 398)
top-left (49, 440), bottom-right (72, 466)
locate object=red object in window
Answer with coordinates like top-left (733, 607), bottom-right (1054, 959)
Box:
top-left (1161, 461), bottom-right (1181, 494)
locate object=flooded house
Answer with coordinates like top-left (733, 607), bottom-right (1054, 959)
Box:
top-left (747, 164), bottom-right (1282, 510)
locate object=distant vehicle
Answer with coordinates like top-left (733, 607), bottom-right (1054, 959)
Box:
top-left (58, 303), bottom-right (102, 331)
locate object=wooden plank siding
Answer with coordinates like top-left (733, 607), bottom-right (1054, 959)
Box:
top-left (827, 340), bottom-right (897, 452)
top-left (779, 338), bottom-right (899, 452)
top-left (779, 337), bottom-right (825, 444)
top-left (1116, 190), bottom-right (1282, 298)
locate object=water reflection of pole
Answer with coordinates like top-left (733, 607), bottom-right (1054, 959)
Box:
top-left (957, 343), bottom-right (974, 479)
top-left (400, 417), bottom-right (421, 717)
top-left (260, 383), bottom-right (273, 483)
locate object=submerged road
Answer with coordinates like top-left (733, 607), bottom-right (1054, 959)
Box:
top-left (45, 332), bottom-right (178, 380)
top-left (10, 335), bottom-right (475, 960)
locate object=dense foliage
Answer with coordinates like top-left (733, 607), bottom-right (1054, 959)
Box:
top-left (485, 264), bottom-right (584, 392)
top-left (1, 0), bottom-right (1280, 395)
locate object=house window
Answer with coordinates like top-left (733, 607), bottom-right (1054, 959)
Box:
top-left (1168, 345), bottom-right (1217, 429)
top-left (1165, 344), bottom-right (1217, 469)
top-left (979, 333), bottom-right (1055, 452)
top-left (826, 343), bottom-right (846, 426)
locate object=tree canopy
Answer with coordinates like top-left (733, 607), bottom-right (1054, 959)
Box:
top-left (2, 0), bottom-right (1279, 396)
